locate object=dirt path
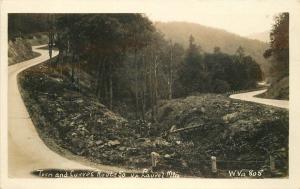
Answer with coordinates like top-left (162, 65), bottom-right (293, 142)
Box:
top-left (8, 45), bottom-right (127, 178)
top-left (229, 89), bottom-right (289, 109)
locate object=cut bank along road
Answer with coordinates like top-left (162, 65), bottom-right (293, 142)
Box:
top-left (230, 89), bottom-right (289, 109)
top-left (8, 45), bottom-right (127, 178)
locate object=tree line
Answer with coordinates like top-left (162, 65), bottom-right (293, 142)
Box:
top-left (263, 12), bottom-right (289, 81)
top-left (9, 14), bottom-right (263, 120)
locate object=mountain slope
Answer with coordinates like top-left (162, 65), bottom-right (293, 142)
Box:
top-left (247, 31), bottom-right (270, 43)
top-left (155, 21), bottom-right (270, 75)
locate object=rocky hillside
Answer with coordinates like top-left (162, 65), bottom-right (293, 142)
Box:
top-left (259, 76), bottom-right (289, 100)
top-left (8, 38), bottom-right (37, 65)
top-left (8, 34), bottom-right (48, 65)
top-left (18, 61), bottom-right (288, 177)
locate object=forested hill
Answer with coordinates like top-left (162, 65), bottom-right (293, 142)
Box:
top-left (155, 21), bottom-right (269, 75)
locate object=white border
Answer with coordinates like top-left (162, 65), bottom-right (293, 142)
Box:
top-left (1, 0), bottom-right (300, 189)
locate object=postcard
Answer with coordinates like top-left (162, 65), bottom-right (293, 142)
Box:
top-left (1, 0), bottom-right (300, 188)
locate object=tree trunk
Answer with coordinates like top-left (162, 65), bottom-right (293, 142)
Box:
top-left (105, 73), bottom-right (109, 106)
top-left (149, 57), bottom-right (154, 122)
top-left (154, 55), bottom-right (158, 122)
top-left (142, 54), bottom-right (146, 120)
top-left (109, 63), bottom-right (113, 110)
top-left (77, 59), bottom-right (81, 91)
top-left (96, 56), bottom-right (106, 99)
top-left (168, 41), bottom-right (173, 100)
top-left (134, 48), bottom-right (139, 119)
top-left (71, 54), bottom-right (75, 83)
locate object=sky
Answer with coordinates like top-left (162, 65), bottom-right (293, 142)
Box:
top-left (146, 13), bottom-right (275, 37)
top-left (136, 0), bottom-right (289, 38)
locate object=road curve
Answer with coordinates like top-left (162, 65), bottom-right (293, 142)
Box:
top-left (8, 45), bottom-right (95, 177)
top-left (229, 89), bottom-right (289, 109)
top-left (8, 45), bottom-right (130, 178)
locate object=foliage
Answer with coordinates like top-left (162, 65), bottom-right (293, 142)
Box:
top-left (9, 14), bottom-right (263, 119)
top-left (8, 14), bottom-right (50, 40)
top-left (175, 38), bottom-right (262, 96)
top-left (155, 21), bottom-right (269, 76)
top-left (264, 13), bottom-right (289, 80)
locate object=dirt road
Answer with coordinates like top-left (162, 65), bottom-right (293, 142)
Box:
top-left (229, 89), bottom-right (289, 109)
top-left (8, 45), bottom-right (126, 178)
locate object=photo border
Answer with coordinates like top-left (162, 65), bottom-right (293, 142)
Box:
top-left (1, 0), bottom-right (300, 188)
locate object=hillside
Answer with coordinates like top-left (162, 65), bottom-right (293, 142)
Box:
top-left (155, 21), bottom-right (270, 76)
top-left (19, 61), bottom-right (288, 177)
top-left (247, 31), bottom-right (270, 43)
top-left (8, 34), bottom-right (48, 65)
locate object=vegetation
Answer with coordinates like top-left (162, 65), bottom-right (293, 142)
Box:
top-left (11, 13), bottom-right (288, 177)
top-left (9, 13), bottom-right (263, 118)
top-left (155, 21), bottom-right (269, 77)
top-left (262, 13), bottom-right (289, 100)
top-left (175, 36), bottom-right (262, 97)
top-left (8, 13), bottom-right (49, 40)
top-left (52, 14), bottom-right (262, 119)
top-left (264, 13), bottom-right (289, 80)
top-left (19, 62), bottom-right (288, 177)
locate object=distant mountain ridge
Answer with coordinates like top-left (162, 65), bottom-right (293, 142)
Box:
top-left (155, 21), bottom-right (270, 76)
top-left (247, 31), bottom-right (270, 43)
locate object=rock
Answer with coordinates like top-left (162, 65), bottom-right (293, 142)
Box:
top-left (139, 138), bottom-right (152, 148)
top-left (136, 138), bottom-right (148, 142)
top-left (71, 132), bottom-right (77, 137)
top-left (151, 152), bottom-right (160, 158)
top-left (107, 140), bottom-right (120, 146)
top-left (119, 146), bottom-right (126, 151)
top-left (170, 125), bottom-right (176, 132)
top-left (127, 148), bottom-right (139, 155)
top-left (222, 112), bottom-right (239, 123)
top-left (175, 140), bottom-right (181, 145)
top-left (181, 160), bottom-right (188, 168)
top-left (75, 99), bottom-right (84, 103)
top-left (164, 154), bottom-right (171, 158)
top-left (87, 141), bottom-right (94, 147)
top-left (95, 140), bottom-right (103, 145)
top-left (154, 138), bottom-right (170, 147)
top-left (200, 107), bottom-right (206, 113)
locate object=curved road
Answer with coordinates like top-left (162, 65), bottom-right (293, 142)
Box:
top-left (8, 45), bottom-right (127, 178)
top-left (8, 45), bottom-right (288, 178)
top-left (230, 89), bottom-right (289, 109)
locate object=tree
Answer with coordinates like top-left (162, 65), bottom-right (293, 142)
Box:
top-left (213, 46), bottom-right (221, 54)
top-left (122, 14), bottom-right (155, 118)
top-left (47, 15), bottom-right (55, 65)
top-left (264, 13), bottom-right (289, 80)
top-left (177, 35), bottom-right (206, 95)
top-left (235, 46), bottom-right (245, 64)
top-left (168, 40), bottom-right (174, 100)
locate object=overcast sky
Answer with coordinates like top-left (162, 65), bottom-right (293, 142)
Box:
top-left (137, 0), bottom-right (289, 37)
top-left (146, 13), bottom-right (275, 37)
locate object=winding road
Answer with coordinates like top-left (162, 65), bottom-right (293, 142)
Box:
top-left (8, 45), bottom-right (94, 177)
top-left (229, 89), bottom-right (289, 109)
top-left (7, 45), bottom-right (289, 178)
top-left (8, 45), bottom-right (128, 178)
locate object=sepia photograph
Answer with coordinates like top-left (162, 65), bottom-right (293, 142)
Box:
top-left (1, 0), bottom-right (300, 188)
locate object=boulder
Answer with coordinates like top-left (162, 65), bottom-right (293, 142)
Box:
top-left (107, 140), bottom-right (120, 146)
top-left (222, 112), bottom-right (239, 123)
